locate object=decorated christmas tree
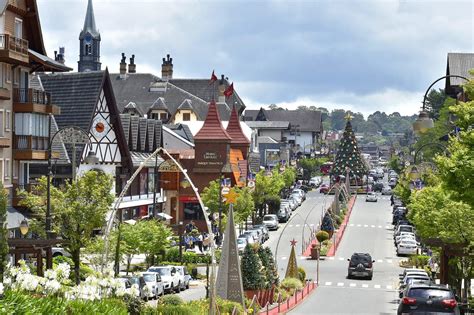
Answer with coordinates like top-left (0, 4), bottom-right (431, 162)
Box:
top-left (285, 239), bottom-right (299, 279)
top-left (331, 114), bottom-right (368, 178)
top-left (321, 212), bottom-right (334, 234)
top-left (241, 244), bottom-right (265, 290)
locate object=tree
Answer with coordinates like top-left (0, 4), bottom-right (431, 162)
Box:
top-left (0, 182), bottom-right (8, 281)
top-left (258, 246), bottom-right (279, 288)
top-left (281, 167), bottom-right (296, 188)
top-left (120, 222), bottom-right (144, 274)
top-left (233, 187), bottom-right (254, 226)
top-left (241, 244), bottom-right (265, 290)
top-left (330, 109), bottom-right (347, 130)
top-left (298, 157), bottom-right (328, 180)
top-left (425, 88), bottom-right (447, 119)
top-left (331, 118), bottom-right (368, 178)
top-left (201, 179), bottom-right (229, 216)
top-left (136, 219), bottom-right (172, 267)
top-left (19, 170), bottom-right (115, 284)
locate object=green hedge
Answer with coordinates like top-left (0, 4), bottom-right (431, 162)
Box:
top-left (0, 290), bottom-right (128, 315)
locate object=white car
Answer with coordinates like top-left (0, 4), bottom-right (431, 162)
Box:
top-left (309, 177), bottom-right (321, 187)
top-left (395, 232), bottom-right (416, 244)
top-left (262, 214), bottom-right (279, 230)
top-left (175, 266), bottom-right (191, 291)
top-left (142, 272), bottom-right (164, 299)
top-left (290, 194), bottom-right (303, 206)
top-left (237, 237), bottom-right (248, 254)
top-left (381, 186), bottom-right (392, 195)
top-left (397, 239), bottom-right (418, 256)
top-left (147, 266), bottom-right (180, 293)
top-left (292, 189), bottom-right (306, 200)
top-left (365, 192), bottom-right (378, 202)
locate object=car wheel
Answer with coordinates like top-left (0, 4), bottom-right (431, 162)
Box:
top-left (170, 283), bottom-right (174, 293)
top-left (186, 282), bottom-right (190, 290)
top-left (347, 274), bottom-right (351, 279)
top-left (178, 281), bottom-right (181, 292)
top-left (368, 275), bottom-right (373, 280)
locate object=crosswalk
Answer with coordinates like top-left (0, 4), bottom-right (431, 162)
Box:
top-left (321, 281), bottom-right (395, 291)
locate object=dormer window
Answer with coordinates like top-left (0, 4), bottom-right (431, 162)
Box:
top-left (159, 112), bottom-right (168, 120)
top-left (183, 113), bottom-right (191, 121)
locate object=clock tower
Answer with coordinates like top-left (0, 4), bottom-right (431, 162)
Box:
top-left (78, 0), bottom-right (101, 72)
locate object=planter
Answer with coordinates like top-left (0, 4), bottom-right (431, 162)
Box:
top-left (245, 289), bottom-right (260, 302)
top-left (310, 247), bottom-right (320, 260)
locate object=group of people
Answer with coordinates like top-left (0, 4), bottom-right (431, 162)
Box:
top-left (183, 221), bottom-right (212, 253)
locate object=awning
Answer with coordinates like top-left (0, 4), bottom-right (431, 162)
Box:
top-left (131, 151), bottom-right (165, 168)
top-left (28, 49), bottom-right (72, 72)
top-left (156, 212), bottom-right (173, 220)
top-left (7, 207), bottom-right (25, 229)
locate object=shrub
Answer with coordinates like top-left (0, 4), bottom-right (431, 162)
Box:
top-left (280, 277), bottom-right (303, 296)
top-left (123, 294), bottom-right (145, 315)
top-left (297, 267), bottom-right (306, 282)
top-left (147, 305), bottom-right (196, 315)
top-left (166, 247), bottom-right (180, 262)
top-left (52, 255), bottom-right (96, 281)
top-left (158, 294), bottom-right (184, 306)
top-left (316, 231), bottom-right (329, 243)
top-left (335, 215), bottom-right (343, 226)
top-left (408, 255), bottom-right (430, 268)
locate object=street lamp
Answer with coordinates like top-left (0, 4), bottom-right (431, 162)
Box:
top-left (413, 75), bottom-right (469, 136)
top-left (19, 219), bottom-right (29, 236)
top-left (409, 166), bottom-right (420, 181)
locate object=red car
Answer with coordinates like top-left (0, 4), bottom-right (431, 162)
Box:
top-left (319, 184), bottom-right (330, 194)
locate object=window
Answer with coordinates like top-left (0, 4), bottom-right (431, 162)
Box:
top-left (12, 160), bottom-right (17, 179)
top-left (159, 112), bottom-right (168, 120)
top-left (85, 44), bottom-right (92, 55)
top-left (0, 110), bottom-right (4, 137)
top-left (182, 112), bottom-right (191, 121)
top-left (5, 64), bottom-right (10, 83)
top-left (14, 18), bottom-right (23, 39)
top-left (13, 68), bottom-right (19, 85)
top-left (4, 158), bottom-right (9, 180)
top-left (5, 110), bottom-right (10, 131)
top-left (183, 202), bottom-right (204, 220)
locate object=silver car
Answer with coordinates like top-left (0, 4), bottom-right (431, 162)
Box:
top-left (262, 214), bottom-right (279, 230)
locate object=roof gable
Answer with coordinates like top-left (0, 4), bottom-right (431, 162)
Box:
top-left (226, 106), bottom-right (250, 144)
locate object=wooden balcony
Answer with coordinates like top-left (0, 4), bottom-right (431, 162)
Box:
top-left (13, 135), bottom-right (48, 160)
top-left (0, 34), bottom-right (29, 65)
top-left (12, 183), bottom-right (38, 208)
top-left (0, 137), bottom-right (10, 148)
top-left (13, 88), bottom-right (60, 115)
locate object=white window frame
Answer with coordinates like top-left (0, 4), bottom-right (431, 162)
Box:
top-left (13, 67), bottom-right (19, 85)
top-left (5, 110), bottom-right (10, 132)
top-left (4, 158), bottom-right (9, 180)
top-left (5, 64), bottom-right (10, 83)
top-left (14, 18), bottom-right (23, 39)
top-left (12, 160), bottom-right (17, 179)
top-left (0, 110), bottom-right (4, 137)
top-left (0, 159), bottom-right (3, 183)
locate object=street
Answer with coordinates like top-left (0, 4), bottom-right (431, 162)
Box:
top-left (288, 192), bottom-right (403, 314)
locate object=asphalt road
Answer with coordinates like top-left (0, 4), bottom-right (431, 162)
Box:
top-left (289, 192), bottom-right (403, 315)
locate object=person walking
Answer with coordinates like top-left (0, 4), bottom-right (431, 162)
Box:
top-left (197, 233), bottom-right (204, 253)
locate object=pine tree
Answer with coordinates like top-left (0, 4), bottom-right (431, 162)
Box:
top-left (241, 244), bottom-right (265, 290)
top-left (285, 240), bottom-right (299, 279)
top-left (258, 246), bottom-right (279, 288)
top-left (331, 115), bottom-right (368, 178)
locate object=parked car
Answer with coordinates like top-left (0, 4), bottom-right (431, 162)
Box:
top-left (381, 186), bottom-right (392, 195)
top-left (399, 268), bottom-right (428, 280)
top-left (389, 178), bottom-right (398, 188)
top-left (281, 199), bottom-right (296, 211)
top-left (394, 225), bottom-right (416, 239)
top-left (397, 239), bottom-right (419, 256)
top-left (262, 214), bottom-right (279, 230)
top-left (252, 225), bottom-right (269, 242)
top-left (238, 234), bottom-right (255, 246)
top-left (52, 247), bottom-right (71, 257)
top-left (142, 272), bottom-right (164, 299)
top-left (175, 266), bottom-right (192, 290)
top-left (397, 283), bottom-right (460, 315)
top-left (290, 193), bottom-right (303, 206)
top-left (319, 184), bottom-right (330, 194)
top-left (147, 266), bottom-right (180, 293)
top-left (237, 237), bottom-right (248, 254)
top-left (347, 253), bottom-right (375, 280)
top-left (309, 177), bottom-right (321, 187)
top-left (365, 192), bottom-right (378, 202)
top-left (242, 230), bottom-right (261, 244)
top-left (372, 182), bottom-right (384, 192)
top-left (395, 232), bottom-right (417, 245)
top-left (287, 197), bottom-right (298, 210)
top-left (292, 189), bottom-right (306, 201)
top-left (278, 205), bottom-right (290, 222)
top-left (127, 275), bottom-right (148, 300)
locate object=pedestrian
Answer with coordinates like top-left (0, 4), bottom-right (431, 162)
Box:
top-left (390, 194), bottom-right (394, 206)
top-left (203, 233), bottom-right (210, 252)
top-left (197, 233), bottom-right (204, 253)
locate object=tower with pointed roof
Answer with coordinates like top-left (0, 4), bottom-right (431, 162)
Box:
top-left (226, 105), bottom-right (250, 159)
top-left (78, 0), bottom-right (101, 72)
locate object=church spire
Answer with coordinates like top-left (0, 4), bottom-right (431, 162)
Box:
top-left (80, 0), bottom-right (99, 38)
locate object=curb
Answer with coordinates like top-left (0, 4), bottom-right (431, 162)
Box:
top-left (326, 195), bottom-right (356, 257)
top-left (259, 282), bottom-right (317, 315)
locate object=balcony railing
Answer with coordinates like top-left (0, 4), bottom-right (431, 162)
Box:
top-left (13, 135), bottom-right (48, 151)
top-left (13, 88), bottom-right (51, 105)
top-left (0, 34), bottom-right (28, 56)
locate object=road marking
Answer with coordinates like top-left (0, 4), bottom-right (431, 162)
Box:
top-left (298, 256), bottom-right (306, 260)
top-left (377, 259), bottom-right (383, 263)
top-left (328, 257), bottom-right (335, 260)
top-left (338, 257), bottom-right (344, 261)
top-left (386, 259), bottom-right (393, 263)
top-left (386, 285), bottom-right (393, 290)
top-left (349, 283), bottom-right (356, 287)
top-left (378, 225), bottom-right (382, 228)
top-left (310, 224), bottom-right (314, 226)
top-left (357, 224), bottom-right (361, 227)
top-left (364, 224), bottom-right (368, 227)
top-left (385, 225), bottom-right (390, 229)
top-left (349, 224), bottom-right (354, 227)
top-left (324, 282), bottom-right (332, 286)
top-left (362, 284), bottom-right (369, 288)
top-left (295, 224), bottom-right (301, 227)
top-left (288, 224), bottom-right (293, 227)
top-left (281, 257), bottom-right (287, 260)
top-left (337, 282), bottom-right (344, 287)
top-left (371, 225), bottom-right (375, 228)
top-left (374, 284), bottom-right (381, 289)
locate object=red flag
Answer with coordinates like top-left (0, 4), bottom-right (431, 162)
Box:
top-left (224, 82), bottom-right (234, 98)
top-left (209, 70), bottom-right (218, 85)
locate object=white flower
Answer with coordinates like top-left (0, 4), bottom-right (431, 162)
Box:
top-left (45, 279), bottom-right (61, 294)
top-left (18, 274), bottom-right (40, 292)
top-left (0, 282), bottom-right (4, 295)
top-left (45, 269), bottom-right (57, 280)
top-left (3, 277), bottom-right (12, 288)
top-left (115, 286), bottom-right (126, 297)
top-left (55, 263), bottom-right (70, 283)
top-left (129, 284), bottom-right (140, 298)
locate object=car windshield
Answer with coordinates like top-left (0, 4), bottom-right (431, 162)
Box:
top-left (149, 268), bottom-right (170, 276)
top-left (263, 216), bottom-right (274, 221)
top-left (237, 239), bottom-right (245, 244)
top-left (408, 288), bottom-right (452, 299)
top-left (350, 254), bottom-right (371, 263)
top-left (399, 226), bottom-right (413, 232)
top-left (142, 274), bottom-right (155, 282)
top-left (128, 277), bottom-right (140, 285)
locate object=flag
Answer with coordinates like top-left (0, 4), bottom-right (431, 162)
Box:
top-left (209, 70), bottom-right (218, 85)
top-left (224, 82), bottom-right (234, 98)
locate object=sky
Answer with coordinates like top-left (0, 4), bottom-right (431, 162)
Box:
top-left (37, 0), bottom-right (474, 117)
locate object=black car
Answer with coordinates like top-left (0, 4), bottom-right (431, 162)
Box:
top-left (372, 182), bottom-right (384, 192)
top-left (398, 283), bottom-right (460, 315)
top-left (347, 253), bottom-right (375, 280)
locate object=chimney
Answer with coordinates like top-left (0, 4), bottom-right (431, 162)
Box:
top-left (128, 54), bottom-right (136, 73)
top-left (54, 47), bottom-right (65, 64)
top-left (161, 54), bottom-right (173, 81)
top-left (218, 74), bottom-right (226, 103)
top-left (119, 53), bottom-right (127, 79)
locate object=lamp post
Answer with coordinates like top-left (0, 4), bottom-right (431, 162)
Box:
top-left (413, 75), bottom-right (469, 135)
top-left (19, 219), bottom-right (28, 237)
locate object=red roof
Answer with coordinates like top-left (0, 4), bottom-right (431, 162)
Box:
top-left (194, 100), bottom-right (232, 140)
top-left (226, 105), bottom-right (250, 144)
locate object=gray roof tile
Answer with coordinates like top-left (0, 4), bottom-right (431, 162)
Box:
top-left (446, 52), bottom-right (474, 86)
top-left (244, 108), bottom-right (322, 132)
